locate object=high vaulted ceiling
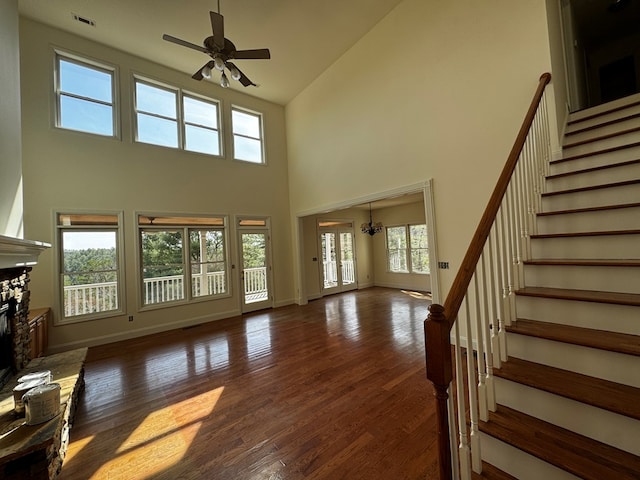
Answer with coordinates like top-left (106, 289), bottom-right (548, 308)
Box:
top-left (18, 0), bottom-right (404, 106)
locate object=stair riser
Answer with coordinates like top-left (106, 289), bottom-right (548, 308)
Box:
top-left (530, 234), bottom-right (640, 259)
top-left (541, 183), bottom-right (640, 210)
top-left (565, 112), bottom-right (640, 144)
top-left (514, 295), bottom-right (639, 335)
top-left (494, 377), bottom-right (640, 456)
top-left (480, 433), bottom-right (580, 480)
top-left (562, 130), bottom-right (640, 158)
top-left (523, 264), bottom-right (640, 294)
top-left (506, 333), bottom-right (640, 387)
top-left (568, 93), bottom-right (640, 124)
top-left (550, 145), bottom-right (640, 174)
top-left (537, 207), bottom-right (640, 234)
top-left (546, 162), bottom-right (640, 192)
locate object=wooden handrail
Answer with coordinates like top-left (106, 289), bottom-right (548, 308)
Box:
top-left (424, 72), bottom-right (551, 480)
top-left (443, 72), bottom-right (551, 324)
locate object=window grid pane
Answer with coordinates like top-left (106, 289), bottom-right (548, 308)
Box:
top-left (386, 226), bottom-right (408, 272)
top-left (56, 55), bottom-right (115, 136)
top-left (141, 229), bottom-right (185, 305)
top-left (60, 227), bottom-right (120, 319)
top-left (189, 229), bottom-right (227, 298)
top-left (409, 224), bottom-right (430, 274)
top-left (232, 108), bottom-right (263, 163)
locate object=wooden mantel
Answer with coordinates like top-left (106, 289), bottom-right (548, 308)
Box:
top-left (0, 235), bottom-right (50, 270)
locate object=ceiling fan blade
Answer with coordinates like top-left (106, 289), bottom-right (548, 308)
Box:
top-left (210, 11), bottom-right (225, 51)
top-left (192, 61), bottom-right (215, 81)
top-left (163, 34), bottom-right (208, 54)
top-left (233, 48), bottom-right (271, 60)
top-left (226, 62), bottom-right (256, 87)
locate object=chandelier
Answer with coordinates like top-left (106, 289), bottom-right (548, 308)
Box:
top-left (361, 203), bottom-right (383, 236)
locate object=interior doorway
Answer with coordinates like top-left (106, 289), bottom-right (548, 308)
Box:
top-left (319, 221), bottom-right (357, 295)
top-left (560, 0), bottom-right (640, 111)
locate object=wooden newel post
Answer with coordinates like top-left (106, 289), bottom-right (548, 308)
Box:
top-left (425, 303), bottom-right (453, 480)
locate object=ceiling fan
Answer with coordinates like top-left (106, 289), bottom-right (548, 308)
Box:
top-left (162, 7), bottom-right (270, 88)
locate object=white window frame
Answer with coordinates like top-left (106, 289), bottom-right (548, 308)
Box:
top-left (231, 105), bottom-right (265, 164)
top-left (137, 213), bottom-right (231, 310)
top-left (55, 211), bottom-right (125, 325)
top-left (54, 50), bottom-right (118, 137)
top-left (133, 76), bottom-right (222, 156)
top-left (386, 223), bottom-right (430, 274)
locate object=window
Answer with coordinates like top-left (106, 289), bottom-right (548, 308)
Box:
top-left (138, 214), bottom-right (229, 306)
top-left (184, 94), bottom-right (221, 155)
top-left (57, 213), bottom-right (124, 322)
top-left (55, 53), bottom-right (116, 136)
top-left (386, 224), bottom-right (430, 274)
top-left (135, 80), bottom-right (178, 148)
top-left (232, 107), bottom-right (264, 163)
top-left (134, 78), bottom-right (221, 155)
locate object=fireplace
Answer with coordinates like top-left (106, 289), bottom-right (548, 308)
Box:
top-left (0, 234), bottom-right (50, 389)
top-left (0, 267), bottom-right (31, 390)
top-left (0, 301), bottom-right (10, 388)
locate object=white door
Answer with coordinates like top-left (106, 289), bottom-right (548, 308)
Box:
top-left (319, 222), bottom-right (357, 295)
top-left (238, 219), bottom-right (273, 313)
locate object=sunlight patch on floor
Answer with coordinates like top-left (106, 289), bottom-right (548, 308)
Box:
top-left (90, 386), bottom-right (224, 479)
top-left (401, 289), bottom-right (432, 300)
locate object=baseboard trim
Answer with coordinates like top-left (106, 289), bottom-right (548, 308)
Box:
top-left (47, 308), bottom-right (241, 353)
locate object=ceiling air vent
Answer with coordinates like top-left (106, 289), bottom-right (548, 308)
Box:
top-left (71, 13), bottom-right (96, 27)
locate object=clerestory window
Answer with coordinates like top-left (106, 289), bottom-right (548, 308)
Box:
top-left (55, 53), bottom-right (117, 137)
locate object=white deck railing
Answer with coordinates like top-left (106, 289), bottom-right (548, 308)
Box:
top-left (64, 270), bottom-right (231, 315)
top-left (322, 260), bottom-right (355, 288)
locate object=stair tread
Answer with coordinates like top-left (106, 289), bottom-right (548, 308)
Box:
top-left (563, 125), bottom-right (640, 149)
top-left (538, 201), bottom-right (640, 217)
top-left (565, 111), bottom-right (640, 137)
top-left (524, 258), bottom-right (640, 267)
top-left (507, 318), bottom-right (640, 357)
top-left (567, 99), bottom-right (640, 126)
top-left (552, 140), bottom-right (640, 163)
top-left (541, 178), bottom-right (640, 197)
top-left (479, 405), bottom-right (640, 480)
top-left (547, 158), bottom-right (640, 180)
top-left (496, 357), bottom-right (640, 419)
top-left (531, 229), bottom-right (640, 238)
top-left (516, 286), bottom-right (640, 306)
top-left (471, 462), bottom-right (518, 480)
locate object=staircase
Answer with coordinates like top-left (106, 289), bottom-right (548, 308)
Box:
top-left (475, 93), bottom-right (640, 479)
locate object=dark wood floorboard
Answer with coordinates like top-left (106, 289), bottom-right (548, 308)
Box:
top-left (59, 287), bottom-right (437, 480)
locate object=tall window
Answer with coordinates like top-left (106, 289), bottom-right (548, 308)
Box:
top-left (138, 215), bottom-right (229, 307)
top-left (232, 106), bottom-right (264, 163)
top-left (57, 213), bottom-right (124, 322)
top-left (386, 224), bottom-right (430, 274)
top-left (134, 78), bottom-right (221, 155)
top-left (55, 53), bottom-right (116, 136)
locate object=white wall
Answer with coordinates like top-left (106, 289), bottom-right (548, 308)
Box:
top-left (0, 0), bottom-right (24, 238)
top-left (19, 19), bottom-right (294, 351)
top-left (286, 0), bottom-right (556, 303)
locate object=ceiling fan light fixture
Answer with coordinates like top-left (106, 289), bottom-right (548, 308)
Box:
top-left (201, 65), bottom-right (212, 79)
top-left (230, 65), bottom-right (241, 81)
top-left (220, 72), bottom-right (230, 88)
top-left (213, 56), bottom-right (225, 71)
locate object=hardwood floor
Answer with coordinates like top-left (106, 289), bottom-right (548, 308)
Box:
top-left (59, 287), bottom-right (438, 480)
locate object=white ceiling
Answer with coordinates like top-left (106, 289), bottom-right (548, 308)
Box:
top-left (18, 0), bottom-right (404, 106)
